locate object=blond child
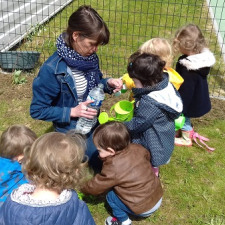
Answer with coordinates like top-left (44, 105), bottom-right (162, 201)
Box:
top-left (82, 122), bottom-right (163, 225)
top-left (139, 37), bottom-right (173, 67)
top-left (120, 38), bottom-right (183, 101)
top-left (0, 132), bottom-right (96, 225)
top-left (0, 125), bottom-right (37, 206)
top-left (139, 37), bottom-right (183, 90)
top-left (173, 24), bottom-right (215, 150)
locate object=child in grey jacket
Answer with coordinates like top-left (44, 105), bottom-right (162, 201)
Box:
top-left (125, 52), bottom-right (183, 176)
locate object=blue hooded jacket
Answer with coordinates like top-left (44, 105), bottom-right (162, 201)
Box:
top-left (0, 157), bottom-right (27, 207)
top-left (0, 185), bottom-right (96, 225)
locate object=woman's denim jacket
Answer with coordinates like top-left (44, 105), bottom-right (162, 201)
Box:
top-left (30, 52), bottom-right (111, 133)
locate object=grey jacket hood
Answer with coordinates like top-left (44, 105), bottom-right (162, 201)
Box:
top-left (132, 73), bottom-right (183, 120)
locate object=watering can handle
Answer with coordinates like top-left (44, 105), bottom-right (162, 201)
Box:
top-left (109, 101), bottom-right (135, 122)
top-left (109, 104), bottom-right (116, 116)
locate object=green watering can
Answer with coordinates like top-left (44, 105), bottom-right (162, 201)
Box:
top-left (175, 114), bottom-right (185, 131)
top-left (98, 100), bottom-right (134, 124)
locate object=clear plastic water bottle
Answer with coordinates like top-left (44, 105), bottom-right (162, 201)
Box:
top-left (75, 83), bottom-right (105, 134)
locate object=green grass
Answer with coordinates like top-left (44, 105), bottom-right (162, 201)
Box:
top-left (15, 0), bottom-right (225, 98)
top-left (2, 1), bottom-right (225, 223)
top-left (0, 75), bottom-right (225, 224)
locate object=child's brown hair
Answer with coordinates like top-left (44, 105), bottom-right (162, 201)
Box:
top-left (93, 121), bottom-right (130, 152)
top-left (173, 24), bottom-right (206, 54)
top-left (0, 125), bottom-right (37, 159)
top-left (23, 132), bottom-right (86, 193)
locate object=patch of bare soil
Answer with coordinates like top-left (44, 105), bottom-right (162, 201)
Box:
top-left (0, 71), bottom-right (34, 100)
top-left (0, 71), bottom-right (225, 124)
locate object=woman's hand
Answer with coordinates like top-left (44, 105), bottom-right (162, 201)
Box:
top-left (70, 100), bottom-right (98, 119)
top-left (107, 78), bottom-right (123, 93)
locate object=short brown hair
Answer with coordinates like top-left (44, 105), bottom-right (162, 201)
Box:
top-left (23, 132), bottom-right (86, 193)
top-left (173, 24), bottom-right (206, 54)
top-left (0, 125), bottom-right (37, 159)
top-left (65, 5), bottom-right (110, 48)
top-left (93, 122), bottom-right (130, 152)
top-left (127, 52), bottom-right (165, 87)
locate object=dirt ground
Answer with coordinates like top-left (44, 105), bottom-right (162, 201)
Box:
top-left (0, 71), bottom-right (225, 125)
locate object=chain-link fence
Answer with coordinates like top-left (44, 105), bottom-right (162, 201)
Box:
top-left (0, 0), bottom-right (225, 99)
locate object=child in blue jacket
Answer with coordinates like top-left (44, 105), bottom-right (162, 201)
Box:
top-left (0, 132), bottom-right (96, 225)
top-left (0, 125), bottom-right (37, 206)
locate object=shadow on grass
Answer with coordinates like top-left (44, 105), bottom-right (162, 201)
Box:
top-left (81, 192), bottom-right (155, 224)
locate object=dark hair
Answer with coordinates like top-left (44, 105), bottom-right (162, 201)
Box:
top-left (127, 52), bottom-right (166, 87)
top-left (65, 5), bottom-right (110, 48)
top-left (93, 122), bottom-right (130, 152)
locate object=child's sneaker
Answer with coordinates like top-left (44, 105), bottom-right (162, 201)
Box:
top-left (105, 217), bottom-right (132, 225)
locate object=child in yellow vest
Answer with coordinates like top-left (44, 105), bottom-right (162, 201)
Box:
top-left (121, 38), bottom-right (183, 96)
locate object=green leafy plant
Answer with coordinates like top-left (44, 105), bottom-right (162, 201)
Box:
top-left (26, 23), bottom-right (45, 42)
top-left (12, 70), bottom-right (27, 85)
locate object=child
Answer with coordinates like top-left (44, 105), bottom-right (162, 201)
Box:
top-left (82, 122), bottom-right (163, 225)
top-left (173, 24), bottom-right (216, 149)
top-left (139, 37), bottom-right (184, 90)
top-left (124, 52), bottom-right (183, 176)
top-left (0, 124), bottom-right (37, 206)
top-left (120, 38), bottom-right (183, 101)
top-left (139, 37), bottom-right (173, 68)
top-left (0, 132), bottom-right (96, 225)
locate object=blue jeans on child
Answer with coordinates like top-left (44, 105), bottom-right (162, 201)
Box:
top-left (182, 117), bottom-right (192, 131)
top-left (106, 190), bottom-right (162, 222)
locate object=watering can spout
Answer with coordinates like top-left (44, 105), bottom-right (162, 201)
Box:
top-left (98, 112), bottom-right (116, 124)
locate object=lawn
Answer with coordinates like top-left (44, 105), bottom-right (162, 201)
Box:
top-left (0, 72), bottom-right (225, 225)
top-left (1, 0), bottom-right (225, 224)
top-left (16, 0), bottom-right (225, 99)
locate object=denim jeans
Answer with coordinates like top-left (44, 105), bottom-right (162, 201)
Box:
top-left (86, 130), bottom-right (102, 172)
top-left (182, 117), bottom-right (192, 131)
top-left (106, 190), bottom-right (162, 222)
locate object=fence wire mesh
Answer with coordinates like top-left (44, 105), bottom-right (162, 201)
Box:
top-left (0, 0), bottom-right (224, 99)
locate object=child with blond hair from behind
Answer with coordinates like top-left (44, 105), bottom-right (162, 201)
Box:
top-left (120, 38), bottom-right (183, 102)
top-left (0, 132), bottom-right (96, 225)
top-left (139, 37), bottom-right (173, 67)
top-left (0, 125), bottom-right (37, 206)
top-left (173, 24), bottom-right (215, 151)
top-left (139, 37), bottom-right (183, 90)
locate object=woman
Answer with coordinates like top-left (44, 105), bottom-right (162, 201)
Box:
top-left (30, 5), bottom-right (122, 171)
